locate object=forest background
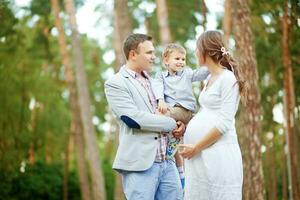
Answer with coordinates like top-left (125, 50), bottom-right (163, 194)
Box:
top-left (1, 0), bottom-right (300, 199)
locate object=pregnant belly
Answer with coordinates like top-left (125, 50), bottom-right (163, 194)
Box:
top-left (184, 109), bottom-right (217, 144)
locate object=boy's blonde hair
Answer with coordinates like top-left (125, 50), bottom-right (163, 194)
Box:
top-left (162, 43), bottom-right (186, 60)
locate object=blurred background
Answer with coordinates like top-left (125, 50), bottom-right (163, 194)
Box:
top-left (0, 0), bottom-right (300, 199)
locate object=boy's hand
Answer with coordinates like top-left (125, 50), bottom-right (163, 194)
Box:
top-left (172, 121), bottom-right (185, 139)
top-left (158, 99), bottom-right (168, 114)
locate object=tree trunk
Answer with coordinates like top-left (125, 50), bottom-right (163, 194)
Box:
top-left (112, 1), bottom-right (132, 199)
top-left (283, 144), bottom-right (289, 200)
top-left (71, 119), bottom-right (93, 200)
top-left (28, 105), bottom-right (37, 165)
top-left (156, 0), bottom-right (172, 44)
top-left (232, 0), bottom-right (265, 199)
top-left (282, 0), bottom-right (300, 199)
top-left (200, 0), bottom-right (208, 30)
top-left (223, 0), bottom-right (232, 48)
top-left (270, 134), bottom-right (278, 200)
top-left (50, 0), bottom-right (92, 199)
top-left (113, 0), bottom-right (132, 68)
top-left (28, 143), bottom-right (35, 164)
top-left (63, 126), bottom-right (72, 200)
top-left (64, 0), bottom-right (107, 199)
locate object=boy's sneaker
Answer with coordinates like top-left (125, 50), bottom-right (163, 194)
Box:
top-left (166, 136), bottom-right (181, 159)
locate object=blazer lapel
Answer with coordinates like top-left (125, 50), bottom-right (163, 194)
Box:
top-left (120, 67), bottom-right (154, 112)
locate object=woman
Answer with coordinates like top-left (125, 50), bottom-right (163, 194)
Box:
top-left (179, 30), bottom-right (246, 200)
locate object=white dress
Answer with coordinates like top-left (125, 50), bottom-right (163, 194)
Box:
top-left (184, 70), bottom-right (243, 200)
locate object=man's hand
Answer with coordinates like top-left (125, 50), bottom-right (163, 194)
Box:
top-left (172, 121), bottom-right (185, 139)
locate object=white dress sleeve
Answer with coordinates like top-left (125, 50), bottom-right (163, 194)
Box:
top-left (214, 72), bottom-right (240, 134)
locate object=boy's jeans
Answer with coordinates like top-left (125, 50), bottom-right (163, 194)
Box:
top-left (121, 160), bottom-right (183, 200)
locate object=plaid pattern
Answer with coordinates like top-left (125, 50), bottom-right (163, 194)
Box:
top-left (130, 70), bottom-right (168, 162)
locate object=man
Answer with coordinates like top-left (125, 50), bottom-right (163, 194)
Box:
top-left (104, 33), bottom-right (185, 200)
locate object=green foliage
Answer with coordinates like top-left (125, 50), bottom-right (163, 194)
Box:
top-left (30, 0), bottom-right (52, 16)
top-left (1, 0), bottom-right (300, 199)
top-left (102, 158), bottom-right (115, 200)
top-left (0, 161), bottom-right (80, 200)
top-left (250, 0), bottom-right (300, 198)
top-left (0, 0), bottom-right (18, 37)
top-left (144, 0), bottom-right (201, 44)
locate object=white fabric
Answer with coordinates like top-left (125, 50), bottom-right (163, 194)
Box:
top-left (184, 70), bottom-right (243, 200)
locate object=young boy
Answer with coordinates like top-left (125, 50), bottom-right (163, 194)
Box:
top-left (153, 43), bottom-right (209, 188)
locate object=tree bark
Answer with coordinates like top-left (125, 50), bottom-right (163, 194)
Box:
top-left (156, 0), bottom-right (172, 44)
top-left (282, 0), bottom-right (300, 199)
top-left (232, 0), bottom-right (265, 199)
top-left (223, 0), bottom-right (232, 48)
top-left (270, 134), bottom-right (278, 200)
top-left (112, 1), bottom-right (132, 199)
top-left (200, 0), bottom-right (208, 30)
top-left (50, 0), bottom-right (92, 199)
top-left (113, 0), bottom-right (132, 68)
top-left (64, 0), bottom-right (107, 199)
top-left (283, 143), bottom-right (289, 200)
top-left (63, 126), bottom-right (72, 200)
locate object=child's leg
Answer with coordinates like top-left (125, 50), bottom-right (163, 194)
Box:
top-left (166, 106), bottom-right (192, 159)
top-left (175, 152), bottom-right (185, 189)
top-left (169, 106), bottom-right (193, 124)
top-left (175, 151), bottom-right (183, 167)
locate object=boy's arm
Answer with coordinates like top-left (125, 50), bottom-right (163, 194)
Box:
top-left (152, 72), bottom-right (169, 114)
top-left (105, 77), bottom-right (177, 133)
top-left (152, 71), bottom-right (164, 100)
top-left (190, 66), bottom-right (210, 82)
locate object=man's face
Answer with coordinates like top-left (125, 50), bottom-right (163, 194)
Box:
top-left (134, 40), bottom-right (156, 72)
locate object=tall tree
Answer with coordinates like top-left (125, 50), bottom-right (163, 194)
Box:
top-left (64, 0), bottom-right (106, 199)
top-left (156, 0), bottom-right (172, 44)
top-left (200, 0), bottom-right (208, 30)
top-left (113, 0), bottom-right (132, 68)
top-left (223, 0), bottom-right (232, 47)
top-left (112, 0), bottom-right (132, 199)
top-left (282, 0), bottom-right (300, 199)
top-left (50, 0), bottom-right (92, 199)
top-left (233, 0), bottom-right (265, 199)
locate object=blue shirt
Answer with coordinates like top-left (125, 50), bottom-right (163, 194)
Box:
top-left (153, 67), bottom-right (209, 112)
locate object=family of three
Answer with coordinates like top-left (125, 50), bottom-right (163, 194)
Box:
top-left (104, 31), bottom-right (245, 200)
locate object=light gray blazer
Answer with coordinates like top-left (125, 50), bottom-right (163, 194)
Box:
top-left (104, 66), bottom-right (177, 171)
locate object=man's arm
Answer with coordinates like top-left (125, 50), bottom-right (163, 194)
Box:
top-left (104, 77), bottom-right (177, 133)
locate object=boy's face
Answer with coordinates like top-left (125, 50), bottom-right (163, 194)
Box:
top-left (164, 51), bottom-right (186, 75)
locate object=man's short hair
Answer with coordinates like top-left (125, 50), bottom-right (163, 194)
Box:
top-left (123, 33), bottom-right (153, 60)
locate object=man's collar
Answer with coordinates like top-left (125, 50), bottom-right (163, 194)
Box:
top-left (124, 65), bottom-right (150, 79)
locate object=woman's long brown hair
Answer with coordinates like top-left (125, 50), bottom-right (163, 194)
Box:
top-left (197, 31), bottom-right (248, 105)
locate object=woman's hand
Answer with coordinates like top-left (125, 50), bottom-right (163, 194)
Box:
top-left (179, 129), bottom-right (222, 159)
top-left (178, 144), bottom-right (200, 159)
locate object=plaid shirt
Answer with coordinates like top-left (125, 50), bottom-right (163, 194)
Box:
top-left (126, 68), bottom-right (168, 162)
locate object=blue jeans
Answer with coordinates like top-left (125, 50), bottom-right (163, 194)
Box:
top-left (121, 160), bottom-right (183, 200)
